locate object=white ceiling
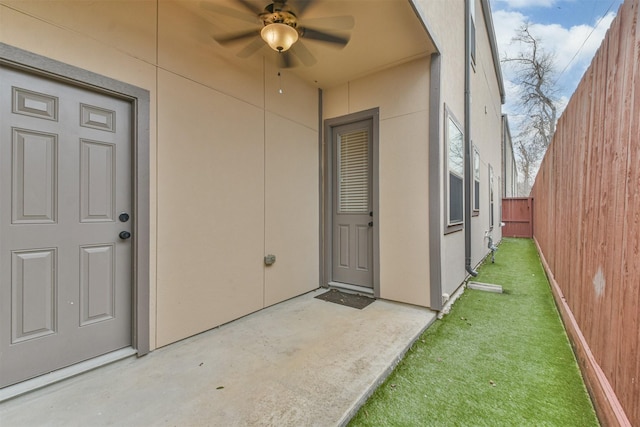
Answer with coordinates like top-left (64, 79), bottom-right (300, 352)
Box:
top-left (193, 0), bottom-right (437, 89)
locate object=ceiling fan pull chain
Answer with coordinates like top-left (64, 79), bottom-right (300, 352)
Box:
top-left (278, 70), bottom-right (284, 94)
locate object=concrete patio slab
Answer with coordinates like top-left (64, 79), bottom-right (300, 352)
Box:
top-left (0, 288), bottom-right (436, 426)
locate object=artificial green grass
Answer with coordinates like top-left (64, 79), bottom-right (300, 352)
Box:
top-left (349, 238), bottom-right (599, 427)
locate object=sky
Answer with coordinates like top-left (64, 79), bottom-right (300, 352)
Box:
top-left (490, 0), bottom-right (624, 133)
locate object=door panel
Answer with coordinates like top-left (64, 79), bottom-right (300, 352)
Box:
top-left (332, 120), bottom-right (373, 288)
top-left (338, 225), bottom-right (349, 267)
top-left (11, 249), bottom-right (57, 343)
top-left (79, 245), bottom-right (115, 326)
top-left (80, 139), bottom-right (115, 222)
top-left (0, 65), bottom-right (132, 388)
top-left (12, 87), bottom-right (58, 121)
top-left (12, 129), bottom-right (57, 223)
top-left (356, 225), bottom-right (370, 271)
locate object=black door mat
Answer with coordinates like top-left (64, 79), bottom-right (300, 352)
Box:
top-left (315, 289), bottom-right (375, 309)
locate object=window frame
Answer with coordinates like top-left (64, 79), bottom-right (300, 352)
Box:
top-left (473, 145), bottom-right (480, 215)
top-left (489, 164), bottom-right (495, 230)
top-left (444, 106), bottom-right (464, 233)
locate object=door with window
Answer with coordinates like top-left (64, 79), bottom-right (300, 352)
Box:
top-left (0, 65), bottom-right (133, 387)
top-left (332, 119), bottom-right (373, 288)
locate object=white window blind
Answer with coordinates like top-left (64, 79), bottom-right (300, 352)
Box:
top-left (338, 129), bottom-right (369, 213)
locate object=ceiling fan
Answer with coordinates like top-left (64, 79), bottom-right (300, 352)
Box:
top-left (200, 0), bottom-right (354, 68)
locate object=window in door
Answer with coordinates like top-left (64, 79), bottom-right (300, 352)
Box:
top-left (338, 129), bottom-right (369, 213)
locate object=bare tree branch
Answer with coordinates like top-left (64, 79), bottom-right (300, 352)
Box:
top-left (502, 23), bottom-right (559, 195)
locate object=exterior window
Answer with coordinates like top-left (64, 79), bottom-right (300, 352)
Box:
top-left (470, 0), bottom-right (476, 66)
top-left (447, 111), bottom-right (464, 227)
top-left (470, 17), bottom-right (476, 65)
top-left (473, 147), bottom-right (480, 213)
top-left (489, 164), bottom-right (495, 229)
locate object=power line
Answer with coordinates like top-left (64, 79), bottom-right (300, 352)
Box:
top-left (553, 0), bottom-right (617, 85)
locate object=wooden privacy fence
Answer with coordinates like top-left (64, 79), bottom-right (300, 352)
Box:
top-left (501, 198), bottom-right (533, 238)
top-left (530, 0), bottom-right (639, 425)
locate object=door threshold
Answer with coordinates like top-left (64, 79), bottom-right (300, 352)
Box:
top-left (328, 282), bottom-right (374, 296)
top-left (0, 347), bottom-right (137, 403)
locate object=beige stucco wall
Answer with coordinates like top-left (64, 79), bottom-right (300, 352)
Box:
top-left (414, 0), bottom-right (504, 296)
top-left (324, 57), bottom-right (431, 307)
top-left (416, 0), bottom-right (467, 296)
top-left (0, 0), bottom-right (319, 349)
top-left (468, 0), bottom-right (504, 267)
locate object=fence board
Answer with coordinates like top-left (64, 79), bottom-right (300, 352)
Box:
top-left (530, 0), bottom-right (639, 424)
top-left (620, 9), bottom-right (640, 418)
top-left (608, 4), bottom-right (635, 394)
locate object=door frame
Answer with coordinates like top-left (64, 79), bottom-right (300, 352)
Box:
top-left (0, 43), bottom-right (150, 356)
top-left (322, 108), bottom-right (380, 297)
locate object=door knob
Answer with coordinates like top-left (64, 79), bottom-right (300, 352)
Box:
top-left (119, 231), bottom-right (131, 240)
top-left (368, 221), bottom-right (373, 227)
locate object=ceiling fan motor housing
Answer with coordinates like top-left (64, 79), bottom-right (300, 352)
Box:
top-left (260, 2), bottom-right (300, 52)
top-left (261, 10), bottom-right (298, 30)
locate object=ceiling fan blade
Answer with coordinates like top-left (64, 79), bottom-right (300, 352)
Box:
top-left (301, 28), bottom-right (350, 47)
top-left (302, 15), bottom-right (355, 31)
top-left (290, 41), bottom-right (316, 67)
top-left (213, 29), bottom-right (261, 45)
top-left (200, 1), bottom-right (260, 24)
top-left (233, 0), bottom-right (265, 15)
top-left (237, 38), bottom-right (266, 58)
top-left (293, 0), bottom-right (316, 17)
top-left (278, 51), bottom-right (295, 69)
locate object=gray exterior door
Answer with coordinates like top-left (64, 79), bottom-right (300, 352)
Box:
top-left (0, 65), bottom-right (132, 388)
top-left (332, 119), bottom-right (373, 288)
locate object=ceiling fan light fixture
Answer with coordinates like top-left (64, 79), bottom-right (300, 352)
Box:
top-left (261, 23), bottom-right (299, 52)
